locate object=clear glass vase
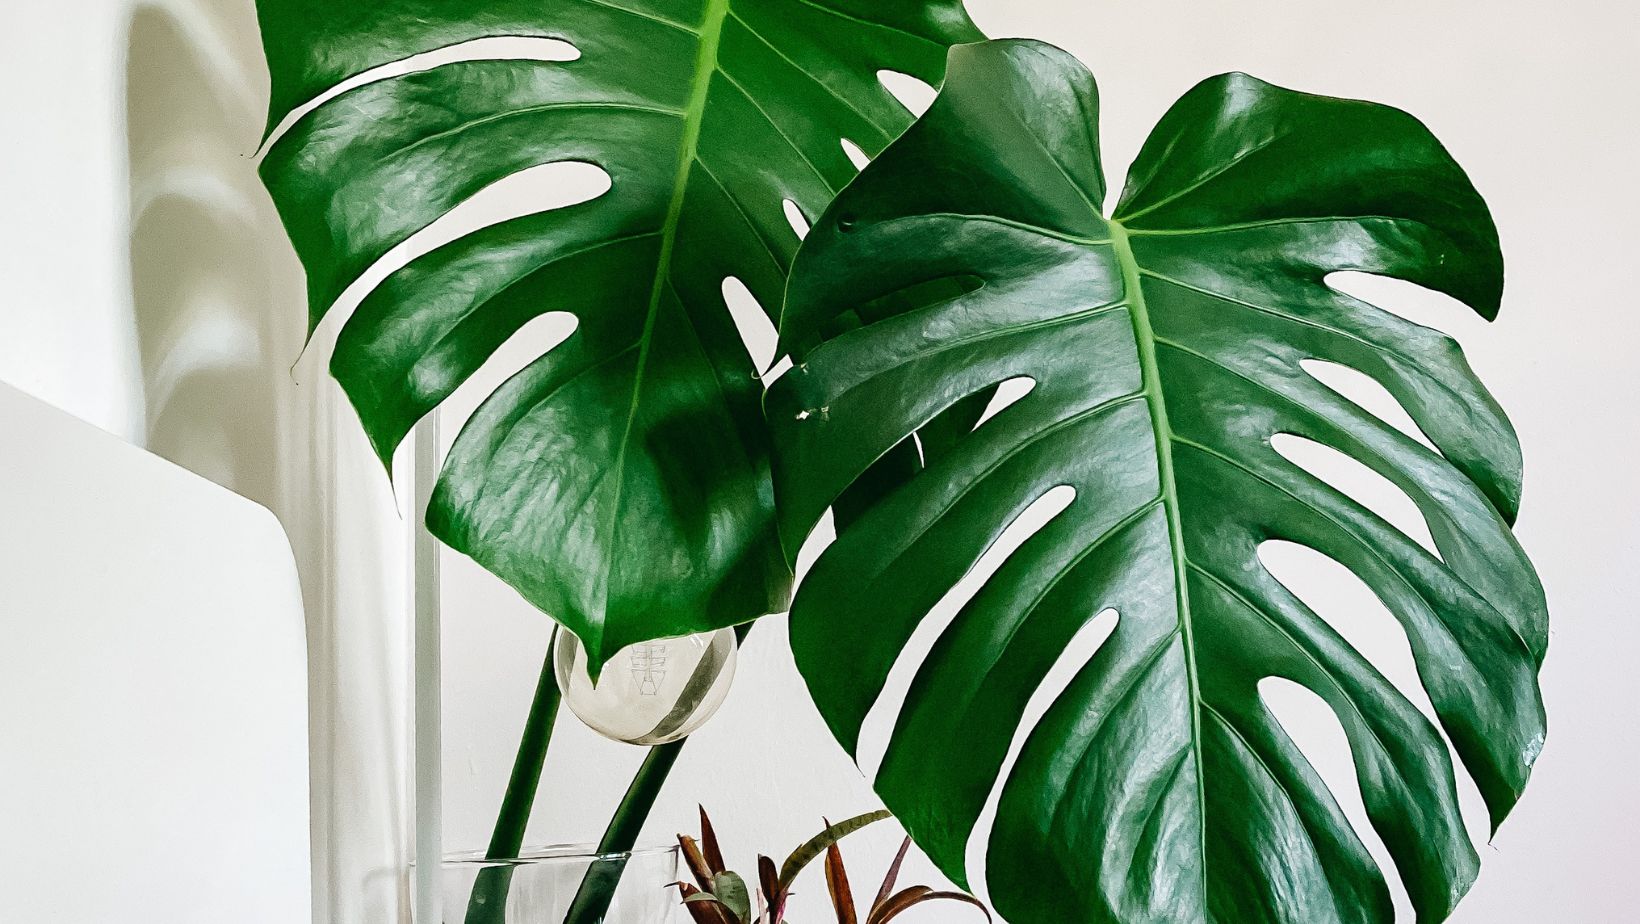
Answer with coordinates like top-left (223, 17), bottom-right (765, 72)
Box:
top-left (429, 845), bottom-right (681, 924)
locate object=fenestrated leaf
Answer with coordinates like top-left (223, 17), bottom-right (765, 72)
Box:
top-left (255, 0), bottom-right (983, 672)
top-left (771, 39), bottom-right (1547, 924)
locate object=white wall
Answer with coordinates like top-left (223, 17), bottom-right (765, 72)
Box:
top-left (0, 5), bottom-right (145, 442)
top-left (2, 4), bottom-right (416, 924)
top-left (0, 383), bottom-right (310, 924)
top-left (5, 2), bottom-right (1636, 923)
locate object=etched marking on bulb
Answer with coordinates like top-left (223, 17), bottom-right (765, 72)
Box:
top-left (629, 642), bottom-right (669, 696)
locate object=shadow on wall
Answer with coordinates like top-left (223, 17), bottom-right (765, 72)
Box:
top-left (126, 3), bottom-right (411, 923)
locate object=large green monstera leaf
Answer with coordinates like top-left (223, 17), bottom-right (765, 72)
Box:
top-left (771, 40), bottom-right (1547, 924)
top-left (255, 0), bottom-right (983, 669)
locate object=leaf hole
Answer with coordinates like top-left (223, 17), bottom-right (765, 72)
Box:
top-left (761, 356), bottom-right (795, 388)
top-left (1300, 359), bottom-right (1438, 454)
top-left (429, 311), bottom-right (581, 457)
top-left (856, 485), bottom-right (1078, 783)
top-left (721, 277), bottom-right (779, 378)
top-left (1325, 271), bottom-right (1485, 339)
top-left (782, 199), bottom-right (810, 240)
top-left (876, 70), bottom-right (937, 117)
top-left (1258, 677), bottom-right (1416, 921)
top-left (261, 37), bottom-right (582, 151)
top-left (794, 508), bottom-right (837, 586)
top-left (304, 161), bottom-right (610, 387)
top-left (840, 138), bottom-right (870, 171)
top-left (1256, 540), bottom-right (1493, 849)
top-left (967, 606), bottom-right (1118, 908)
top-left (973, 377), bottom-right (1037, 431)
top-left (1270, 432), bottom-right (1440, 560)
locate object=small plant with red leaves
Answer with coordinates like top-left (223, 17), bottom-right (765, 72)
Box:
top-left (674, 807), bottom-right (990, 924)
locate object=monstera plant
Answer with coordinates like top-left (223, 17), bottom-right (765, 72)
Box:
top-left (254, 0), bottom-right (985, 920)
top-left (255, 0), bottom-right (1547, 919)
top-left (771, 39), bottom-right (1546, 924)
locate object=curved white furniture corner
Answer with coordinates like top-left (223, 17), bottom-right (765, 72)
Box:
top-left (0, 383), bottom-right (311, 923)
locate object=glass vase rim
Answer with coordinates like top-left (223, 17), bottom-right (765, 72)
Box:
top-left (435, 843), bottom-right (679, 869)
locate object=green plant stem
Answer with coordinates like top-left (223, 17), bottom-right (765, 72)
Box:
top-left (561, 740), bottom-right (687, 923)
top-left (563, 623), bottom-right (753, 924)
top-left (465, 647), bottom-right (563, 924)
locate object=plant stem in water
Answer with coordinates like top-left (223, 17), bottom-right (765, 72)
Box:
top-left (562, 623), bottom-right (753, 923)
top-left (465, 647), bottom-right (562, 924)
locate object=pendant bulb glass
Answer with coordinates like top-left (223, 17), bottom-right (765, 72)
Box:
top-left (552, 626), bottom-right (738, 746)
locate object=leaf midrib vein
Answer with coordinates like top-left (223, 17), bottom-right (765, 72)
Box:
top-left (1200, 701), bottom-right (1344, 916)
top-left (1108, 217), bottom-right (1210, 903)
top-left (599, 0), bottom-right (732, 645)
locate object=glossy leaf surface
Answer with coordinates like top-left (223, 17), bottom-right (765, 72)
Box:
top-left (772, 40), bottom-right (1547, 924)
top-left (256, 0), bottom-right (982, 670)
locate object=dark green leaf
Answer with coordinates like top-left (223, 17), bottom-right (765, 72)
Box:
top-left (256, 0), bottom-right (983, 673)
top-left (773, 39), bottom-right (1546, 924)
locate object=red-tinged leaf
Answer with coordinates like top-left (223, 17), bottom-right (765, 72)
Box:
top-left (866, 885), bottom-right (930, 924)
top-left (871, 837), bottom-right (912, 915)
top-left (679, 834), bottom-right (715, 892)
top-left (700, 805), bottom-right (727, 874)
top-left (825, 841), bottom-right (858, 924)
top-left (867, 886), bottom-right (991, 924)
top-left (676, 888), bottom-right (743, 924)
top-left (757, 855), bottom-right (779, 904)
top-left (757, 859), bottom-right (783, 919)
top-left (674, 882), bottom-right (719, 924)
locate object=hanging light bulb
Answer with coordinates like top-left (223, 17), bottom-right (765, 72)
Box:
top-left (553, 626), bottom-right (738, 746)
